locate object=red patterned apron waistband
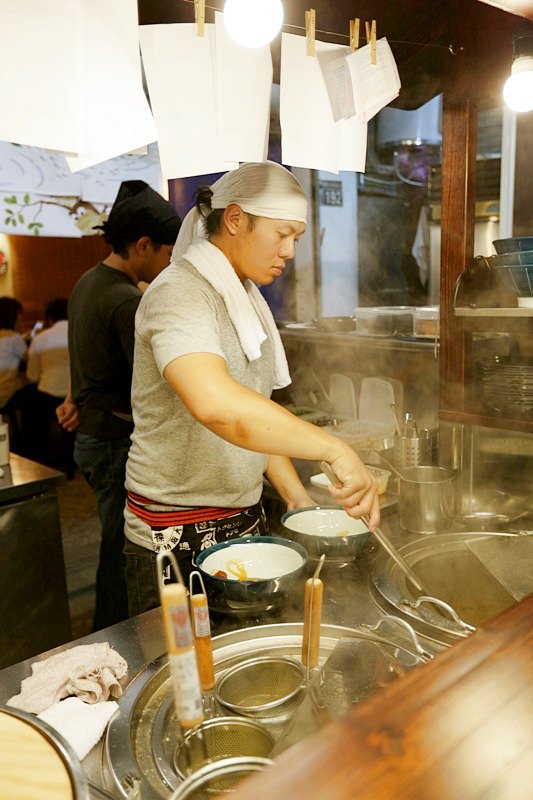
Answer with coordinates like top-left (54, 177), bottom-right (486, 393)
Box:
top-left (126, 491), bottom-right (247, 527)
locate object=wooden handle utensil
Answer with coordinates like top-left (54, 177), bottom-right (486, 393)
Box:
top-left (302, 554), bottom-right (326, 669)
top-left (189, 572), bottom-right (215, 692)
top-left (158, 554), bottom-right (204, 729)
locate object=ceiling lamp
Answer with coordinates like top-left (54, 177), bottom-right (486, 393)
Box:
top-left (503, 24), bottom-right (533, 113)
top-left (223, 0), bottom-right (284, 48)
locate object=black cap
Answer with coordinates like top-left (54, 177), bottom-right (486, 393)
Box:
top-left (96, 180), bottom-right (181, 246)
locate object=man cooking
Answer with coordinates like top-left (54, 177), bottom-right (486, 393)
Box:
top-left (124, 161), bottom-right (379, 615)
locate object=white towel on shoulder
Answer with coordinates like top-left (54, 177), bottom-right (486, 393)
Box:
top-left (182, 238), bottom-right (291, 390)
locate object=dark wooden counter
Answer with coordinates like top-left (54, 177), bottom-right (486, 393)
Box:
top-left (231, 593), bottom-right (533, 800)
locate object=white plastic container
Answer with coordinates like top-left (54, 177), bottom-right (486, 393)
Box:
top-left (0, 415), bottom-right (10, 465)
top-left (354, 307), bottom-right (414, 336)
top-left (413, 306), bottom-right (440, 338)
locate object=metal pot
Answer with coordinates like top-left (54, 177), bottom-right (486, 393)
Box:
top-left (399, 466), bottom-right (457, 534)
top-left (369, 530), bottom-right (533, 647)
top-left (105, 621), bottom-right (430, 800)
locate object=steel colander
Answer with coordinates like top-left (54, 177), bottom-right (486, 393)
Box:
top-left (170, 756), bottom-right (274, 800)
top-left (174, 717), bottom-right (274, 779)
top-left (215, 656), bottom-right (306, 718)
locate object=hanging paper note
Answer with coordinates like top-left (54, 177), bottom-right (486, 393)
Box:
top-left (140, 23), bottom-right (238, 179)
top-left (214, 11), bottom-right (272, 163)
top-left (345, 38), bottom-right (401, 123)
top-left (280, 33), bottom-right (367, 173)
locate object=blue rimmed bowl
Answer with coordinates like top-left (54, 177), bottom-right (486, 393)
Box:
top-left (492, 236), bottom-right (533, 255)
top-left (486, 251), bottom-right (533, 268)
top-left (487, 262), bottom-right (533, 296)
top-left (194, 536), bottom-right (308, 604)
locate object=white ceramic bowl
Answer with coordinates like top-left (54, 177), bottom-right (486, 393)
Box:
top-left (281, 506), bottom-right (370, 561)
top-left (195, 536), bottom-right (308, 603)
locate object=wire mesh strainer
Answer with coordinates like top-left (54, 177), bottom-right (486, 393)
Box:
top-left (174, 717), bottom-right (274, 779)
top-left (215, 656), bottom-right (306, 718)
top-left (170, 756), bottom-right (274, 800)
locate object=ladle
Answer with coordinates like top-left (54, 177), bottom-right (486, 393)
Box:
top-left (189, 570), bottom-right (216, 717)
top-left (319, 461), bottom-right (427, 594)
top-left (156, 552), bottom-right (204, 730)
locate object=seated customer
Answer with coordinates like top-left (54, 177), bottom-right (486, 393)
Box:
top-left (0, 296), bottom-right (28, 411)
top-left (25, 298), bottom-right (75, 475)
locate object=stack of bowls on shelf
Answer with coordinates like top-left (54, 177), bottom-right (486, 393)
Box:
top-left (488, 235), bottom-right (533, 307)
top-left (476, 355), bottom-right (533, 417)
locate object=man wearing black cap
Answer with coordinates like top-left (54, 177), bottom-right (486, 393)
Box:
top-left (59, 180), bottom-right (181, 630)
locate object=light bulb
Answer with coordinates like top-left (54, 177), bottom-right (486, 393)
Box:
top-left (503, 55), bottom-right (533, 112)
top-left (223, 0), bottom-right (283, 48)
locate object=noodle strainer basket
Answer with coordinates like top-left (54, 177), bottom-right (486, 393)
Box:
top-left (215, 655), bottom-right (306, 718)
top-left (174, 716), bottom-right (274, 779)
top-left (170, 756), bottom-right (274, 800)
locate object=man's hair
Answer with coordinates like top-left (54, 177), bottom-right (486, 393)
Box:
top-left (98, 181), bottom-right (181, 256)
top-left (195, 186), bottom-right (257, 237)
top-left (45, 298), bottom-right (68, 323)
top-left (0, 296), bottom-right (22, 330)
top-left (111, 236), bottom-right (164, 259)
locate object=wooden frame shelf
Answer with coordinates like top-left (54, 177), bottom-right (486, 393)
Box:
top-left (440, 409), bottom-right (533, 434)
top-left (439, 17), bottom-right (533, 437)
top-left (455, 308), bottom-right (533, 318)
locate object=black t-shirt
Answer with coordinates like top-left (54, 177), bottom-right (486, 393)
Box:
top-left (69, 263), bottom-right (140, 440)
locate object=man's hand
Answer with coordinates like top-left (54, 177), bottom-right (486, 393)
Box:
top-left (324, 451), bottom-right (380, 530)
top-left (56, 400), bottom-right (79, 432)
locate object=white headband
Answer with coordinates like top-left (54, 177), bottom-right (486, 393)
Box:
top-left (172, 161), bottom-right (307, 261)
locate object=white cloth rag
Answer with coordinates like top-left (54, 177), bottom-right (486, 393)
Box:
top-left (38, 696), bottom-right (119, 761)
top-left (182, 238), bottom-right (291, 389)
top-left (7, 642), bottom-right (128, 714)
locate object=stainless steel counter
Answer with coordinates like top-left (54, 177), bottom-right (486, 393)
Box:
top-left (0, 608), bottom-right (165, 789)
top-left (0, 454), bottom-right (70, 669)
top-left (2, 496), bottom-right (530, 798)
top-left (0, 507), bottom-right (402, 794)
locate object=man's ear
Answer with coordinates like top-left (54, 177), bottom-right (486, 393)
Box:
top-left (222, 204), bottom-right (244, 236)
top-left (135, 236), bottom-right (153, 255)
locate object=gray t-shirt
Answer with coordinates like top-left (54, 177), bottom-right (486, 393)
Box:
top-left (125, 259), bottom-right (275, 508)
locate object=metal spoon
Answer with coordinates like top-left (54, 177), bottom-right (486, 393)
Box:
top-left (319, 461), bottom-right (427, 594)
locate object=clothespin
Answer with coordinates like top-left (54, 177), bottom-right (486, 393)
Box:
top-left (194, 0), bottom-right (205, 37)
top-left (349, 18), bottom-right (360, 51)
top-left (365, 19), bottom-right (377, 64)
top-left (305, 8), bottom-right (316, 57)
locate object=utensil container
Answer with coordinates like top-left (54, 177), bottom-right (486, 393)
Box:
top-left (396, 433), bottom-right (433, 469)
top-left (399, 466), bottom-right (457, 534)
